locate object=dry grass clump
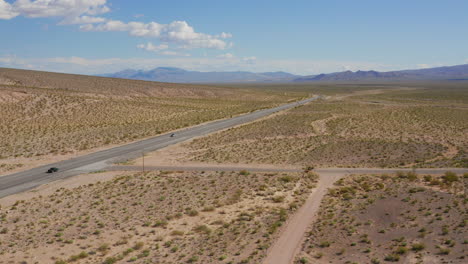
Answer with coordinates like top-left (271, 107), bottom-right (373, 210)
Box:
top-left (185, 87), bottom-right (467, 168)
top-left (0, 163), bottom-right (23, 173)
top-left (295, 172), bottom-right (467, 263)
top-left (0, 68), bottom-right (303, 160)
top-left (0, 170), bottom-right (318, 263)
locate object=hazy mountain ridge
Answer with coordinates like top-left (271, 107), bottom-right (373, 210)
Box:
top-left (102, 68), bottom-right (299, 83)
top-left (295, 64), bottom-right (468, 82)
top-left (102, 64), bottom-right (468, 83)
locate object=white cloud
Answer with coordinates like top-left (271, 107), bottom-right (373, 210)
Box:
top-left (137, 42), bottom-right (169, 52)
top-left (160, 50), bottom-right (190, 57)
top-left (1, 1), bottom-right (232, 55)
top-left (62, 15), bottom-right (106, 25)
top-left (217, 53), bottom-right (234, 59)
top-left (0, 0), bottom-right (109, 24)
top-left (0, 0), bottom-right (18, 19)
top-left (416, 64), bottom-right (430, 69)
top-left (13, 0), bottom-right (109, 18)
top-left (217, 32), bottom-right (232, 39)
top-left (136, 42), bottom-right (190, 57)
top-left (242, 56), bottom-right (257, 64)
top-left (82, 20), bottom-right (230, 50)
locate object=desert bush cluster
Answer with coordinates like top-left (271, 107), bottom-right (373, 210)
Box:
top-left (0, 71), bottom-right (301, 160)
top-left (185, 87), bottom-right (467, 168)
top-left (296, 172), bottom-right (467, 263)
top-left (0, 170), bottom-right (318, 263)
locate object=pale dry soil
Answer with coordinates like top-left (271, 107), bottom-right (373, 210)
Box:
top-left (0, 67), bottom-right (304, 174)
top-left (296, 172), bottom-right (467, 264)
top-left (263, 172), bottom-right (343, 264)
top-left (161, 88), bottom-right (468, 168)
top-left (0, 169), bottom-right (318, 264)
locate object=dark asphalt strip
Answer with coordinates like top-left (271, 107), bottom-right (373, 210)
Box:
top-left (0, 96), bottom-right (319, 198)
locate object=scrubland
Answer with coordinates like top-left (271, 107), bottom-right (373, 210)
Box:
top-left (0, 170), bottom-right (318, 263)
top-left (296, 171), bottom-right (467, 263)
top-left (0, 68), bottom-right (303, 170)
top-left (184, 85), bottom-right (468, 168)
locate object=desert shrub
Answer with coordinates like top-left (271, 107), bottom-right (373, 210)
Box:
top-left (318, 241), bottom-right (331, 248)
top-left (407, 172), bottom-right (418, 181)
top-left (438, 247), bottom-right (450, 255)
top-left (272, 195), bottom-right (285, 203)
top-left (186, 209), bottom-right (199, 216)
top-left (279, 175), bottom-right (295, 183)
top-left (69, 251), bottom-right (88, 261)
top-left (193, 225), bottom-right (212, 235)
top-left (411, 243), bottom-right (425, 251)
top-left (442, 171), bottom-right (458, 184)
top-left (384, 254), bottom-right (400, 261)
top-left (423, 175), bottom-right (432, 182)
top-left (409, 187), bottom-right (425, 193)
top-left (394, 246), bottom-right (407, 255)
top-left (170, 230), bottom-right (184, 236)
top-left (153, 219), bottom-right (168, 228)
top-left (187, 255), bottom-right (199, 263)
top-left (202, 206), bottom-right (215, 212)
top-left (103, 257), bottom-right (117, 264)
top-left (132, 242), bottom-right (144, 250)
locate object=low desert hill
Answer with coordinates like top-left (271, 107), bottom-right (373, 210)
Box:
top-left (0, 67), bottom-right (237, 98)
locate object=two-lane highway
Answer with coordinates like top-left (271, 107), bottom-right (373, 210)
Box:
top-left (0, 96), bottom-right (320, 198)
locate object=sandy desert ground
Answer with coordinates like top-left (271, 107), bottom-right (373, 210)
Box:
top-left (155, 85), bottom-right (467, 169)
top-left (0, 68), bottom-right (305, 176)
top-left (1, 75), bottom-right (466, 264)
top-left (296, 171), bottom-right (467, 263)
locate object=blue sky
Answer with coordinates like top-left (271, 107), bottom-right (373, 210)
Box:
top-left (0, 0), bottom-right (467, 75)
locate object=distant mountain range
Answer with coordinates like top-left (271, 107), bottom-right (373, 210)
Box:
top-left (101, 64), bottom-right (468, 83)
top-left (101, 67), bottom-right (298, 83)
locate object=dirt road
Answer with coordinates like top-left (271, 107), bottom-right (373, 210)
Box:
top-left (262, 166), bottom-right (467, 264)
top-left (262, 171), bottom-right (342, 264)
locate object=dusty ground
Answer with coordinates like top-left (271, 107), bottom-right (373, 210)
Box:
top-left (161, 86), bottom-right (468, 168)
top-left (0, 169), bottom-right (318, 264)
top-left (0, 68), bottom-right (305, 174)
top-left (263, 172), bottom-right (342, 264)
top-left (296, 172), bottom-right (468, 264)
top-left (1, 80), bottom-right (466, 264)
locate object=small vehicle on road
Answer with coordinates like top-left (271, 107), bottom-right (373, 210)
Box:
top-left (170, 133), bottom-right (175, 137)
top-left (46, 167), bottom-right (59, 173)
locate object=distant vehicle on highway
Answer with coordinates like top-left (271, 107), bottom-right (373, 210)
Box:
top-left (46, 167), bottom-right (59, 173)
top-left (170, 133), bottom-right (175, 137)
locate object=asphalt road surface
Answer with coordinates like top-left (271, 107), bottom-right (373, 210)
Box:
top-left (0, 96), bottom-right (319, 198)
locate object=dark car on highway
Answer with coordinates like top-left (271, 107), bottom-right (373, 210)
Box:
top-left (46, 167), bottom-right (59, 173)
